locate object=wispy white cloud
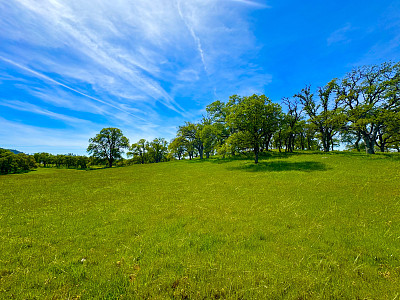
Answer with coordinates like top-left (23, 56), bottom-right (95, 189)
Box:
top-left (327, 23), bottom-right (353, 46)
top-left (1, 0), bottom-right (268, 102)
top-left (229, 0), bottom-right (271, 9)
top-left (0, 0), bottom-right (271, 152)
top-left (24, 85), bottom-right (174, 129)
top-left (0, 100), bottom-right (93, 127)
top-left (28, 88), bottom-right (109, 116)
top-left (355, 34), bottom-right (400, 66)
top-left (0, 74), bottom-right (28, 83)
top-left (176, 68), bottom-right (200, 82)
top-left (353, 3), bottom-right (400, 66)
top-left (0, 117), bottom-right (91, 153)
top-left (177, 1), bottom-right (208, 74)
top-left (1, 0), bottom-right (185, 113)
top-left (0, 55), bottom-right (147, 120)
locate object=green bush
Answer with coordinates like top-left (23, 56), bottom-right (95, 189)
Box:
top-left (0, 148), bottom-right (37, 174)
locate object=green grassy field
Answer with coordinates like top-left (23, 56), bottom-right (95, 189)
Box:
top-left (1, 152), bottom-right (399, 299)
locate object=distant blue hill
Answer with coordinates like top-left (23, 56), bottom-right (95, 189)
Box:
top-left (7, 149), bottom-right (24, 154)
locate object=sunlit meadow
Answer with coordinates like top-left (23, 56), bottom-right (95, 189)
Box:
top-left (1, 152), bottom-right (399, 299)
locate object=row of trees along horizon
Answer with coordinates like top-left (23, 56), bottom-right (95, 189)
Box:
top-left (1, 61), bottom-right (399, 174)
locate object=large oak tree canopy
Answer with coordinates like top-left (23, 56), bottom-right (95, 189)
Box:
top-left (87, 128), bottom-right (129, 167)
top-left (336, 62), bottom-right (400, 154)
top-left (226, 94), bottom-right (282, 163)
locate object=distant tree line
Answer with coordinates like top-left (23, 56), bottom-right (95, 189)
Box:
top-left (33, 152), bottom-right (91, 169)
top-left (86, 127), bottom-right (169, 167)
top-left (0, 148), bottom-right (37, 174)
top-left (1, 150), bottom-right (98, 175)
top-left (3, 61), bottom-right (398, 173)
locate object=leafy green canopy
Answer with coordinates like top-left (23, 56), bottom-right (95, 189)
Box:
top-left (0, 148), bottom-right (37, 174)
top-left (226, 94), bottom-right (282, 163)
top-left (87, 128), bottom-right (129, 167)
top-left (337, 62), bottom-right (400, 153)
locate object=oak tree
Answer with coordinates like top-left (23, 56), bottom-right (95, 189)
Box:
top-left (87, 128), bottom-right (129, 167)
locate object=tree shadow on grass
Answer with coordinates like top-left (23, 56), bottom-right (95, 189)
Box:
top-left (193, 151), bottom-right (297, 165)
top-left (375, 153), bottom-right (400, 161)
top-left (184, 150), bottom-right (400, 166)
top-left (84, 166), bottom-right (109, 171)
top-left (38, 166), bottom-right (108, 172)
top-left (0, 169), bottom-right (37, 176)
top-left (83, 165), bottom-right (133, 171)
top-left (228, 161), bottom-right (329, 172)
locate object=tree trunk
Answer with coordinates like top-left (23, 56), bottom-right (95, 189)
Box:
top-left (288, 135), bottom-right (294, 152)
top-left (327, 131), bottom-right (334, 152)
top-left (322, 131), bottom-right (329, 152)
top-left (377, 134), bottom-right (385, 152)
top-left (265, 134), bottom-right (272, 152)
top-left (277, 130), bottom-right (282, 152)
top-left (365, 143), bottom-right (375, 154)
top-left (363, 134), bottom-right (375, 154)
top-left (254, 148), bottom-right (259, 164)
top-left (300, 133), bottom-right (305, 151)
top-left (362, 127), bottom-right (379, 154)
top-left (354, 134), bottom-right (361, 152)
top-left (324, 141), bottom-right (329, 152)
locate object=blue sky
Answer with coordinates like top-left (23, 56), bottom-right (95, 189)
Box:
top-left (1, 0), bottom-right (399, 155)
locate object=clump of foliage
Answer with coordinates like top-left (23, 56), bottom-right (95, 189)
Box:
top-left (127, 138), bottom-right (169, 164)
top-left (33, 152), bottom-right (90, 169)
top-left (87, 127), bottom-right (130, 168)
top-left (0, 148), bottom-right (37, 174)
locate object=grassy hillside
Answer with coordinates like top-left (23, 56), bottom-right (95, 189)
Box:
top-left (1, 152), bottom-right (399, 299)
